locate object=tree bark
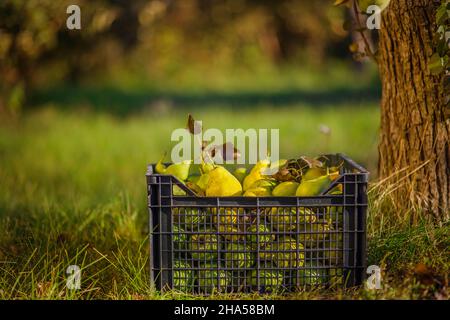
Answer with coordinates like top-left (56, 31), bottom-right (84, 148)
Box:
top-left (378, 0), bottom-right (450, 222)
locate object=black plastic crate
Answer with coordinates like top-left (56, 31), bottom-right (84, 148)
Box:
top-left (146, 154), bottom-right (368, 294)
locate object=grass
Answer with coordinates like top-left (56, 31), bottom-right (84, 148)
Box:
top-left (0, 66), bottom-right (448, 299)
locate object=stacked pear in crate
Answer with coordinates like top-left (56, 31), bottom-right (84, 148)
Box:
top-left (156, 156), bottom-right (345, 293)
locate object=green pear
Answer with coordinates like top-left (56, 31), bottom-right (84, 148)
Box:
top-left (248, 179), bottom-right (277, 190)
top-left (224, 243), bottom-right (255, 269)
top-left (205, 166), bottom-right (242, 196)
top-left (272, 181), bottom-right (300, 197)
top-left (270, 236), bottom-right (305, 268)
top-left (294, 262), bottom-right (327, 287)
top-left (198, 267), bottom-right (230, 293)
top-left (189, 232), bottom-right (219, 261)
top-left (232, 167), bottom-right (247, 184)
top-left (296, 175), bottom-right (331, 196)
top-left (187, 174), bottom-right (200, 184)
top-left (212, 208), bottom-right (245, 241)
top-left (298, 220), bottom-right (332, 247)
top-left (268, 207), bottom-right (317, 231)
top-left (155, 156), bottom-right (192, 181)
top-left (172, 184), bottom-right (186, 196)
top-left (248, 268), bottom-right (283, 292)
top-left (246, 224), bottom-right (274, 250)
top-left (166, 160), bottom-right (192, 181)
top-left (302, 167), bottom-right (326, 181)
top-left (173, 260), bottom-right (194, 290)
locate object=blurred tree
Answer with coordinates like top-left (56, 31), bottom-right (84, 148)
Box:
top-left (0, 0), bottom-right (148, 113)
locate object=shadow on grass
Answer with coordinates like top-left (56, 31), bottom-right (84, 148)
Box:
top-left (30, 84), bottom-right (381, 116)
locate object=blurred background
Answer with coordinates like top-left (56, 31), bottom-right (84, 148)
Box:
top-left (0, 0), bottom-right (380, 218)
top-left (0, 1), bottom-right (383, 297)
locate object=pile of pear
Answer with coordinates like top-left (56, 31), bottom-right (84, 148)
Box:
top-left (155, 158), bottom-right (342, 198)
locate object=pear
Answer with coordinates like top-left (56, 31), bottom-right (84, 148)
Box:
top-left (328, 185), bottom-right (343, 195)
top-left (243, 159), bottom-right (270, 191)
top-left (270, 236), bottom-right (305, 268)
top-left (172, 184), bottom-right (187, 196)
top-left (302, 167), bottom-right (326, 181)
top-left (189, 232), bottom-right (219, 261)
top-left (296, 175), bottom-right (331, 196)
top-left (232, 167), bottom-right (247, 184)
top-left (244, 187), bottom-right (272, 197)
top-left (212, 208), bottom-right (245, 241)
top-left (155, 158), bottom-right (167, 174)
top-left (187, 174), bottom-right (200, 184)
top-left (272, 181), bottom-right (300, 197)
top-left (321, 233), bottom-right (343, 266)
top-left (196, 173), bottom-right (210, 191)
top-left (244, 179), bottom-right (276, 196)
top-left (260, 237), bottom-right (305, 268)
top-left (268, 207), bottom-right (317, 231)
top-left (224, 243), bottom-right (255, 269)
top-left (246, 224), bottom-right (274, 250)
top-left (294, 262), bottom-right (327, 287)
top-left (173, 260), bottom-right (194, 290)
top-left (248, 179), bottom-right (277, 190)
top-left (173, 208), bottom-right (207, 230)
top-left (155, 156), bottom-right (192, 181)
top-left (298, 220), bottom-right (332, 247)
top-left (166, 160), bottom-right (192, 181)
top-left (205, 166), bottom-right (242, 197)
top-left (248, 268), bottom-right (283, 292)
top-left (172, 225), bottom-right (187, 250)
top-left (243, 190), bottom-right (257, 197)
top-left (198, 267), bottom-right (231, 293)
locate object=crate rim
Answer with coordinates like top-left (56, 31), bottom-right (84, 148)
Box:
top-left (146, 153), bottom-right (369, 198)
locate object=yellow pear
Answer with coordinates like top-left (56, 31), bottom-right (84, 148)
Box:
top-left (272, 181), bottom-right (300, 197)
top-left (205, 166), bottom-right (242, 196)
top-left (243, 190), bottom-right (257, 197)
top-left (243, 159), bottom-right (270, 191)
top-left (296, 175), bottom-right (331, 196)
top-left (244, 187), bottom-right (272, 197)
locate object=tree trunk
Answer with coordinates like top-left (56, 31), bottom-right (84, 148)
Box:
top-left (378, 0), bottom-right (450, 222)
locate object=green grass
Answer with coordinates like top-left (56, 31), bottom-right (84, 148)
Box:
top-left (0, 91), bottom-right (448, 299)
